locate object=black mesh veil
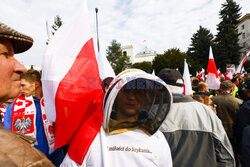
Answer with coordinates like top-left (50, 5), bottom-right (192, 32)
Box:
top-left (103, 70), bottom-right (172, 136)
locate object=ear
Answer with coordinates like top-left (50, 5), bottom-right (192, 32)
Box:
top-left (35, 81), bottom-right (40, 88)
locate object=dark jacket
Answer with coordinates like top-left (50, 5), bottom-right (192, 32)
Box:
top-left (233, 99), bottom-right (250, 155)
top-left (241, 126), bottom-right (250, 167)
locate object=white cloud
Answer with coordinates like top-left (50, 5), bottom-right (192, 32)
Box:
top-left (0, 0), bottom-right (249, 66)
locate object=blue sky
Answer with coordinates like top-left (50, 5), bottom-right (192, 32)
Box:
top-left (1, 0), bottom-right (249, 66)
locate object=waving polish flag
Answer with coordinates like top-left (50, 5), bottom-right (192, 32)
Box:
top-left (41, 0), bottom-right (114, 165)
top-left (224, 71), bottom-right (233, 81)
top-left (236, 51), bottom-right (250, 74)
top-left (206, 46), bottom-right (220, 89)
top-left (218, 69), bottom-right (223, 77)
top-left (196, 68), bottom-right (205, 81)
top-left (183, 59), bottom-right (193, 95)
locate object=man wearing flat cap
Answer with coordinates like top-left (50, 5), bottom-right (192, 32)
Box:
top-left (158, 68), bottom-right (235, 167)
top-left (0, 22), bottom-right (54, 166)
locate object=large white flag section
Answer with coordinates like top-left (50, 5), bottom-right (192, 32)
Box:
top-left (206, 46), bottom-right (220, 90)
top-left (41, 0), bottom-right (115, 165)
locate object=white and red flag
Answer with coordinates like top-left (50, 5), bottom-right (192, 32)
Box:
top-left (225, 70), bottom-right (233, 81)
top-left (183, 59), bottom-right (193, 95)
top-left (196, 68), bottom-right (205, 81)
top-left (206, 46), bottom-right (220, 90)
top-left (236, 51), bottom-right (250, 74)
top-left (218, 69), bottom-right (223, 77)
top-left (41, 0), bottom-right (114, 165)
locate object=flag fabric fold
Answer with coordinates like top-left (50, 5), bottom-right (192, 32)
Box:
top-left (183, 59), bottom-right (193, 95)
top-left (206, 46), bottom-right (220, 90)
top-left (41, 0), bottom-right (114, 165)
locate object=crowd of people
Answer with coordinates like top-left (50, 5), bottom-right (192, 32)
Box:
top-left (0, 22), bottom-right (249, 167)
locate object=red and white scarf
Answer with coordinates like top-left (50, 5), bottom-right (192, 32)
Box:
top-left (11, 95), bottom-right (37, 138)
top-left (40, 97), bottom-right (55, 154)
top-left (11, 95), bottom-right (55, 154)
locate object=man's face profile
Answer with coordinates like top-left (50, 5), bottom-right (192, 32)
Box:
top-left (0, 38), bottom-right (27, 103)
top-left (20, 79), bottom-right (36, 97)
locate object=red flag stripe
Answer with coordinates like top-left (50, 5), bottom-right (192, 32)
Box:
top-left (55, 38), bottom-right (103, 149)
top-left (207, 59), bottom-right (218, 78)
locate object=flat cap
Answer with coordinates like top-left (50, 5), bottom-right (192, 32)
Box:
top-left (0, 22), bottom-right (33, 54)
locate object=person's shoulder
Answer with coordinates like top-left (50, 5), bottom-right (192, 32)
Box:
top-left (234, 96), bottom-right (243, 103)
top-left (152, 131), bottom-right (169, 143)
top-left (33, 97), bottom-right (40, 103)
top-left (6, 101), bottom-right (14, 110)
top-left (239, 100), bottom-right (250, 112)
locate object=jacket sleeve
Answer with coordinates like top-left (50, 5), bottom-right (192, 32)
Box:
top-left (3, 102), bottom-right (14, 130)
top-left (211, 114), bottom-right (235, 167)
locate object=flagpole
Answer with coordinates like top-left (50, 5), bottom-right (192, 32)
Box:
top-left (95, 8), bottom-right (100, 52)
top-left (46, 20), bottom-right (51, 44)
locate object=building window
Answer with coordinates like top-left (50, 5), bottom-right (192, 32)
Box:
top-left (242, 24), bottom-right (245, 30)
top-left (242, 33), bottom-right (245, 39)
top-left (123, 51), bottom-right (127, 56)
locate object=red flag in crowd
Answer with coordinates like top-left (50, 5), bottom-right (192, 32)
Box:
top-left (218, 69), bottom-right (223, 77)
top-left (206, 46), bottom-right (220, 89)
top-left (224, 71), bottom-right (233, 81)
top-left (196, 68), bottom-right (205, 81)
top-left (41, 0), bottom-right (114, 165)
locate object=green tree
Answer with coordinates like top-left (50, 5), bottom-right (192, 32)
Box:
top-left (243, 60), bottom-right (250, 71)
top-left (131, 61), bottom-right (152, 73)
top-left (52, 15), bottom-right (63, 35)
top-left (215, 0), bottom-right (242, 72)
top-left (106, 40), bottom-right (131, 75)
top-left (187, 26), bottom-right (214, 69)
top-left (46, 15), bottom-right (63, 45)
top-left (152, 48), bottom-right (201, 75)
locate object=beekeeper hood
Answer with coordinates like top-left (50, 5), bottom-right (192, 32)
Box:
top-left (103, 69), bottom-right (172, 136)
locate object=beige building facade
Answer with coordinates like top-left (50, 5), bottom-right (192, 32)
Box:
top-left (121, 45), bottom-right (157, 64)
top-left (237, 13), bottom-right (250, 58)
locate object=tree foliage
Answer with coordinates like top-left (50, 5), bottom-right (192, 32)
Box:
top-left (152, 48), bottom-right (202, 76)
top-left (214, 0), bottom-right (242, 72)
top-left (131, 61), bottom-right (152, 73)
top-left (46, 15), bottom-right (63, 45)
top-left (187, 26), bottom-right (214, 69)
top-left (106, 40), bottom-right (131, 75)
top-left (243, 60), bottom-right (250, 71)
top-left (52, 15), bottom-right (63, 35)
